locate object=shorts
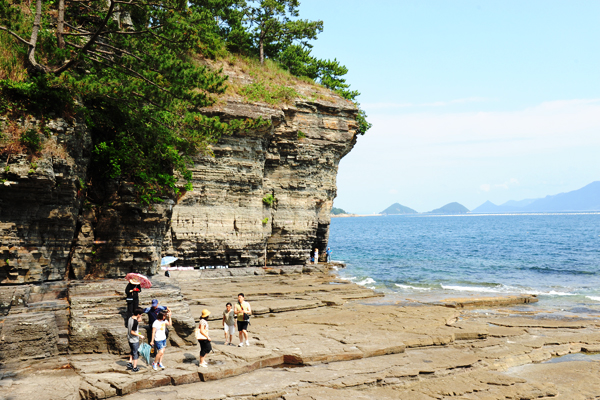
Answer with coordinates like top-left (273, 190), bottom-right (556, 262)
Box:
top-left (129, 341), bottom-right (139, 360)
top-left (199, 340), bottom-right (212, 357)
top-left (224, 324), bottom-right (235, 336)
top-left (155, 339), bottom-right (167, 350)
top-left (237, 321), bottom-right (249, 332)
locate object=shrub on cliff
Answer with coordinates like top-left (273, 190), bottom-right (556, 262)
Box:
top-left (0, 0), bottom-right (267, 203)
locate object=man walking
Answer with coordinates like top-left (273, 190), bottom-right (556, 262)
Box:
top-left (326, 247), bottom-right (332, 263)
top-left (127, 308), bottom-right (144, 372)
top-left (234, 293), bottom-right (252, 347)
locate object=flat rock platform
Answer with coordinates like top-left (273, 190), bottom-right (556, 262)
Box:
top-left (2, 268), bottom-right (600, 399)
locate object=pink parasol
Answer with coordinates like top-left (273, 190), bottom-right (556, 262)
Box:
top-left (125, 273), bottom-right (152, 289)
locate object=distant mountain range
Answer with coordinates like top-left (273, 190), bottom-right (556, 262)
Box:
top-left (473, 181), bottom-right (600, 213)
top-left (380, 202), bottom-right (470, 215)
top-left (380, 203), bottom-right (418, 215)
top-left (428, 202), bottom-right (469, 214)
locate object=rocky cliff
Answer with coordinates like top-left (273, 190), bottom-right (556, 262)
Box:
top-left (0, 69), bottom-right (359, 359)
top-left (1, 80), bottom-right (357, 283)
top-left (166, 98), bottom-right (357, 268)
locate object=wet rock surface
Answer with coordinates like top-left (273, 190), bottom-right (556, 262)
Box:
top-left (1, 271), bottom-right (600, 399)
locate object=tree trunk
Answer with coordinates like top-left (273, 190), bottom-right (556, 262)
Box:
top-left (57, 0), bottom-right (65, 48)
top-left (259, 36), bottom-right (264, 64)
top-left (27, 0), bottom-right (45, 73)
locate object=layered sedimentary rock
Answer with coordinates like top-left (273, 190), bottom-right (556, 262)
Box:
top-left (166, 98), bottom-right (358, 267)
top-left (0, 117), bottom-right (91, 284)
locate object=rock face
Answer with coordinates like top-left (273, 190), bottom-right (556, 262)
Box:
top-left (2, 92), bottom-right (357, 282)
top-left (166, 99), bottom-right (358, 267)
top-left (0, 117), bottom-right (92, 284)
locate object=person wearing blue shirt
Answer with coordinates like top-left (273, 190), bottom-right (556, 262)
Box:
top-left (144, 299), bottom-right (170, 339)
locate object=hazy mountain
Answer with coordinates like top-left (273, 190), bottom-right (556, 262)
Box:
top-left (428, 202), bottom-right (469, 214)
top-left (380, 203), bottom-right (418, 215)
top-left (473, 181), bottom-right (600, 213)
top-left (523, 181), bottom-right (600, 212)
top-left (502, 198), bottom-right (537, 208)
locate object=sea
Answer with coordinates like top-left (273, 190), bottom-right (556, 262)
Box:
top-left (328, 213), bottom-right (600, 314)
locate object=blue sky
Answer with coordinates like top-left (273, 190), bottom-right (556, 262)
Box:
top-left (298, 0), bottom-right (600, 213)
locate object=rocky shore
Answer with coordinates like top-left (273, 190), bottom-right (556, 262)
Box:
top-left (1, 267), bottom-right (600, 399)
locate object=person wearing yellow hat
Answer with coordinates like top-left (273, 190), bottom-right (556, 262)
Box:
top-left (125, 277), bottom-right (141, 317)
top-left (196, 309), bottom-right (212, 367)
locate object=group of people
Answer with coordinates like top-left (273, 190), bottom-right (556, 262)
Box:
top-left (126, 297), bottom-right (172, 372)
top-left (196, 293), bottom-right (252, 368)
top-left (125, 276), bottom-right (252, 372)
top-left (310, 247), bottom-right (332, 264)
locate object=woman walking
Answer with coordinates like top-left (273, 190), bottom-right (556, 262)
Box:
top-left (150, 310), bottom-right (172, 370)
top-left (197, 309), bottom-right (212, 368)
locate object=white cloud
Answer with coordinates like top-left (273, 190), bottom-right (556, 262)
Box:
top-left (365, 99), bottom-right (600, 159)
top-left (494, 178), bottom-right (519, 190)
top-left (337, 98), bottom-right (600, 212)
top-left (389, 189), bottom-right (399, 194)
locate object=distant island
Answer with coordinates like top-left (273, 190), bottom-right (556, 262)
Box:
top-left (473, 181), bottom-right (600, 213)
top-left (331, 207), bottom-right (349, 215)
top-left (380, 203), bottom-right (418, 215)
top-left (428, 202), bottom-right (469, 214)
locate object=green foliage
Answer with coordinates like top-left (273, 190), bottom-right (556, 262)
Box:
top-left (297, 130), bottom-right (306, 139)
top-left (0, 29), bottom-right (27, 82)
top-left (262, 193), bottom-right (276, 207)
top-left (331, 207), bottom-right (347, 215)
top-left (240, 80), bottom-right (298, 104)
top-left (20, 128), bottom-right (42, 153)
top-left (0, 0), bottom-right (271, 202)
top-left (241, 0), bottom-right (323, 63)
top-left (261, 217), bottom-right (269, 224)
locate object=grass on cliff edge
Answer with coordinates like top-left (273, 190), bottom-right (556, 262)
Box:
top-left (0, 35), bottom-right (27, 82)
top-left (212, 53), bottom-right (338, 106)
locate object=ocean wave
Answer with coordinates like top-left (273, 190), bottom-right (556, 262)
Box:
top-left (586, 296), bottom-right (600, 302)
top-left (339, 276), bottom-right (356, 281)
top-left (356, 278), bottom-right (376, 286)
top-left (395, 284), bottom-right (432, 291)
top-left (441, 284), bottom-right (577, 297)
top-left (441, 284), bottom-right (507, 293)
top-left (527, 290), bottom-right (576, 296)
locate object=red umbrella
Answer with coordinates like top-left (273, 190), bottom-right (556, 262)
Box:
top-left (125, 273), bottom-right (152, 289)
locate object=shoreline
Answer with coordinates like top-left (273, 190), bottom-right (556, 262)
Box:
top-left (2, 268), bottom-right (600, 399)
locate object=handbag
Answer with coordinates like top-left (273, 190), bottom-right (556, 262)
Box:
top-left (195, 327), bottom-right (207, 340)
top-left (139, 342), bottom-right (152, 364)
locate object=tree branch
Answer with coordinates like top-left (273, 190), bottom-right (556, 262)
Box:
top-left (84, 52), bottom-right (173, 98)
top-left (54, 0), bottom-right (117, 75)
top-left (0, 26), bottom-right (31, 46)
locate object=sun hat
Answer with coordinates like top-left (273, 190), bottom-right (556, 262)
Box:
top-left (129, 278), bottom-right (141, 285)
top-left (200, 309), bottom-right (211, 318)
top-left (151, 299), bottom-right (159, 307)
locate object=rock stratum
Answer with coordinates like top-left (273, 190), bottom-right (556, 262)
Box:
top-left (1, 83), bottom-right (358, 285)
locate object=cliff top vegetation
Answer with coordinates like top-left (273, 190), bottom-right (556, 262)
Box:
top-left (0, 0), bottom-right (370, 204)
